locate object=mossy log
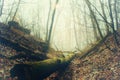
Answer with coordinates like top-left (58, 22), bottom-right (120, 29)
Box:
top-left (10, 53), bottom-right (75, 80)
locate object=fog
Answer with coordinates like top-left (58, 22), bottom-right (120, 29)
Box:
top-left (1, 0), bottom-right (106, 51)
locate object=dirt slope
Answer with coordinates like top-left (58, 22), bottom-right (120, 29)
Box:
top-left (0, 22), bottom-right (48, 80)
top-left (59, 33), bottom-right (120, 80)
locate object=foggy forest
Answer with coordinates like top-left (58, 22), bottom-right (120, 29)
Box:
top-left (0, 0), bottom-right (120, 80)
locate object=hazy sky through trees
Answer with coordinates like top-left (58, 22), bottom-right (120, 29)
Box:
top-left (1, 0), bottom-right (108, 51)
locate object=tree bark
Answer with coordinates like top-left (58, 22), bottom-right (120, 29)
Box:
top-left (0, 0), bottom-right (4, 16)
top-left (47, 0), bottom-right (59, 49)
top-left (10, 53), bottom-right (75, 80)
top-left (85, 0), bottom-right (103, 40)
top-left (99, 0), bottom-right (110, 34)
top-left (114, 0), bottom-right (119, 30)
top-left (108, 0), bottom-right (119, 46)
top-left (12, 0), bottom-right (21, 21)
top-left (46, 0), bottom-right (52, 42)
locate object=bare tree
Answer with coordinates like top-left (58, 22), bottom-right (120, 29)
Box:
top-left (85, 0), bottom-right (120, 47)
top-left (5, 0), bottom-right (15, 23)
top-left (47, 0), bottom-right (59, 48)
top-left (99, 0), bottom-right (110, 34)
top-left (46, 0), bottom-right (52, 42)
top-left (12, 0), bottom-right (21, 21)
top-left (108, 0), bottom-right (119, 46)
top-left (114, 0), bottom-right (119, 30)
top-left (0, 0), bottom-right (4, 16)
top-left (108, 0), bottom-right (115, 30)
top-left (85, 0), bottom-right (103, 40)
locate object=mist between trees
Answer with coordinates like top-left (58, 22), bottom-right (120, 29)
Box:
top-left (0, 0), bottom-right (120, 51)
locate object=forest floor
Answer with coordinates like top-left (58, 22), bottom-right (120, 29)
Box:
top-left (56, 33), bottom-right (120, 80)
top-left (44, 32), bottom-right (120, 80)
top-left (1, 22), bottom-right (120, 80)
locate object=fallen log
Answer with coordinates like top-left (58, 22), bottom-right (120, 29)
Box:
top-left (10, 53), bottom-right (75, 80)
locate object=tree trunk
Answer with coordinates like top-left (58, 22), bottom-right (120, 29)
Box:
top-left (114, 0), bottom-right (119, 30)
top-left (108, 0), bottom-right (118, 46)
top-left (12, 0), bottom-right (21, 21)
top-left (0, 0), bottom-right (4, 16)
top-left (85, 0), bottom-right (103, 40)
top-left (46, 0), bottom-right (52, 42)
top-left (10, 53), bottom-right (75, 80)
top-left (47, 0), bottom-right (59, 49)
top-left (99, 0), bottom-right (110, 34)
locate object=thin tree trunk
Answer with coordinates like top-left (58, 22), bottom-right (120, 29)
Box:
top-left (37, 0), bottom-right (41, 39)
top-left (47, 0), bottom-right (59, 48)
top-left (46, 0), bottom-right (52, 42)
top-left (108, 0), bottom-right (115, 29)
top-left (86, 0), bottom-right (98, 40)
top-left (85, 0), bottom-right (103, 40)
top-left (12, 0), bottom-right (21, 21)
top-left (5, 0), bottom-right (15, 23)
top-left (108, 0), bottom-right (119, 46)
top-left (91, 16), bottom-right (99, 40)
top-left (99, 0), bottom-right (109, 34)
top-left (0, 0), bottom-right (4, 16)
top-left (89, 2), bottom-right (113, 33)
top-left (114, 0), bottom-right (119, 30)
